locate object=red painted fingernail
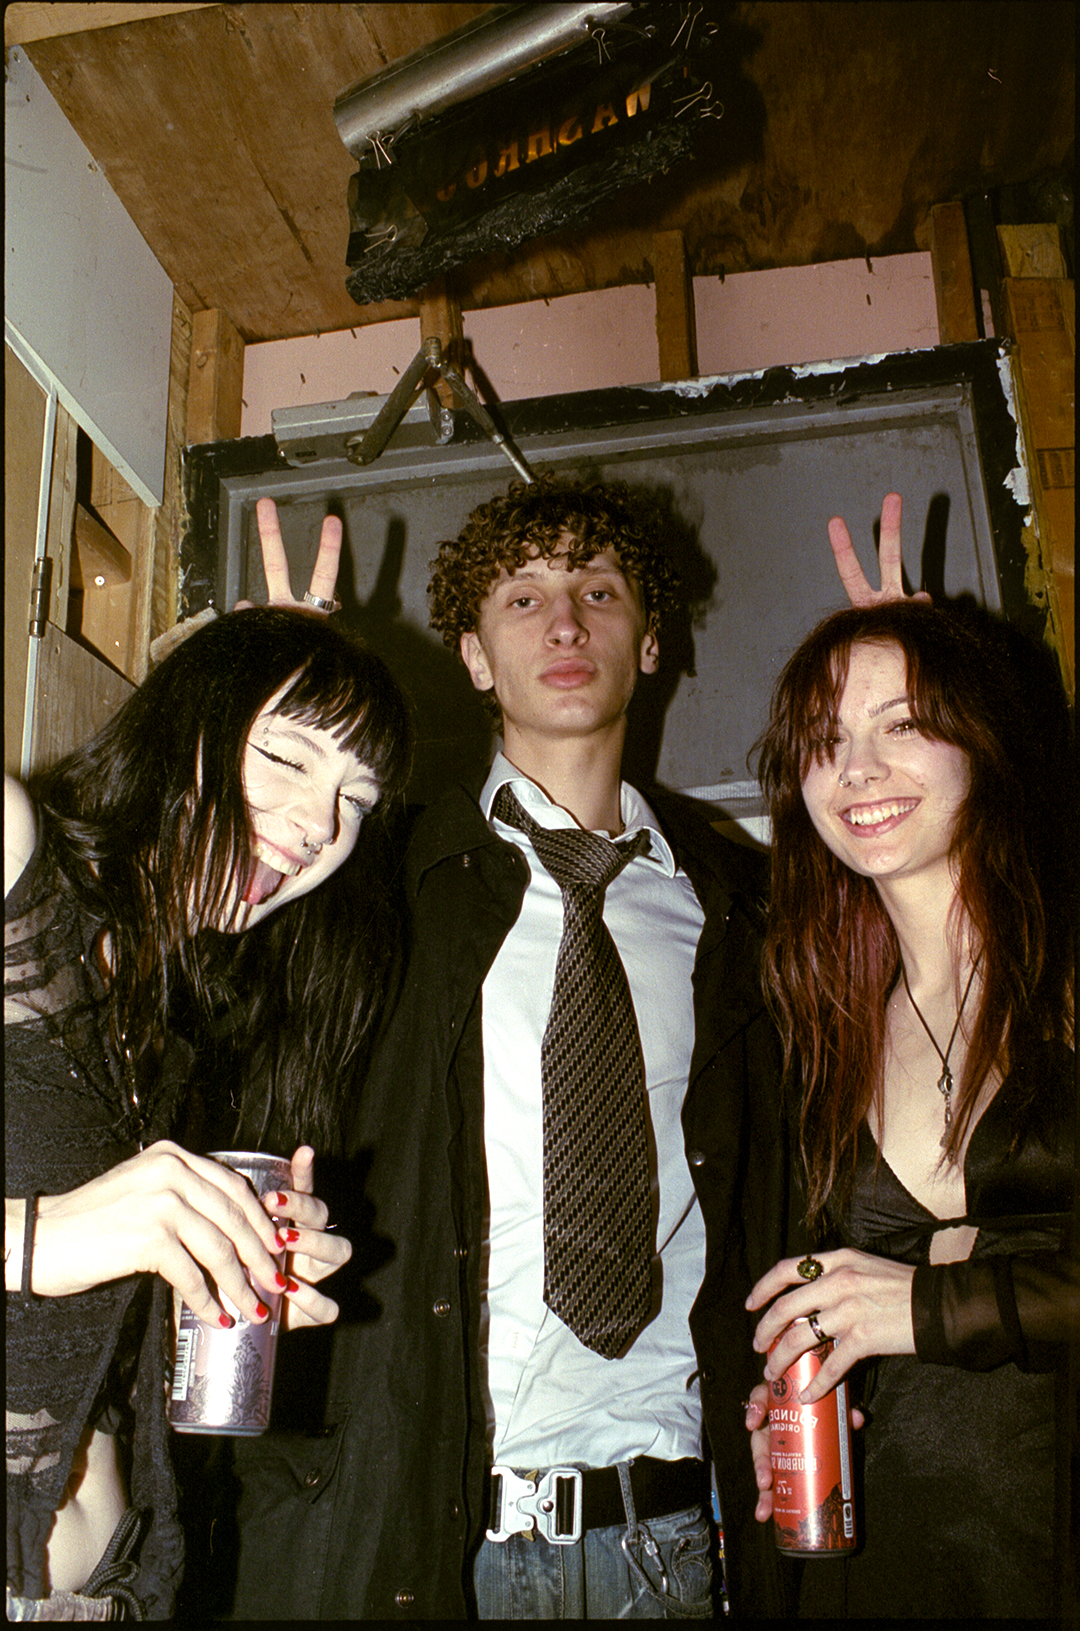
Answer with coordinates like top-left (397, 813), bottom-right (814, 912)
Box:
top-left (275, 1233), bottom-right (288, 1250)
top-left (275, 1272), bottom-right (287, 1290)
top-left (285, 1228), bottom-right (300, 1243)
top-left (286, 1277), bottom-right (300, 1294)
top-left (218, 1312), bottom-right (234, 1329)
top-left (254, 1301), bottom-right (270, 1319)
top-left (275, 1192), bottom-right (289, 1207)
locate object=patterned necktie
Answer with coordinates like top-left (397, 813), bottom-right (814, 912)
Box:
top-left (492, 783), bottom-right (653, 1359)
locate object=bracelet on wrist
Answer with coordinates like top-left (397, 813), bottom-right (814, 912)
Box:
top-left (21, 1195), bottom-right (40, 1297)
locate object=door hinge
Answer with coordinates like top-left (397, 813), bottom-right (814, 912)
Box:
top-left (29, 556), bottom-right (53, 638)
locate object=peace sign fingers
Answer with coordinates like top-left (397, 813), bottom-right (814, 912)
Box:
top-left (828, 492), bottom-right (932, 608)
top-left (234, 498), bottom-right (342, 612)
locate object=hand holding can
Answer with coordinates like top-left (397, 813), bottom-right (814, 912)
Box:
top-left (768, 1323), bottom-right (856, 1557)
top-left (168, 1151), bottom-right (291, 1436)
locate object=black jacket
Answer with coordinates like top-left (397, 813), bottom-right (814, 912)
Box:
top-left (225, 784), bottom-right (795, 1621)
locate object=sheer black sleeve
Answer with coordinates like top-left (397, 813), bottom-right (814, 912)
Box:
top-left (912, 1247), bottom-right (1080, 1371)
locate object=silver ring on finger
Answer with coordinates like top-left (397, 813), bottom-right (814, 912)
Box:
top-left (807, 1312), bottom-right (831, 1344)
top-left (302, 591), bottom-right (341, 613)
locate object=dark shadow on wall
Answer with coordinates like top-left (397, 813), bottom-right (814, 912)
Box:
top-left (327, 504), bottom-right (495, 807)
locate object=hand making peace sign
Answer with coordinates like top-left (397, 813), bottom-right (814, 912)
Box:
top-left (234, 496), bottom-right (344, 613)
top-left (828, 491), bottom-right (932, 607)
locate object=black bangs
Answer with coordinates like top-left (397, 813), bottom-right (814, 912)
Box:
top-left (274, 658), bottom-right (411, 796)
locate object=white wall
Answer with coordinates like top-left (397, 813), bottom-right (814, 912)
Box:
top-left (240, 252), bottom-right (938, 436)
top-left (5, 46), bottom-right (174, 506)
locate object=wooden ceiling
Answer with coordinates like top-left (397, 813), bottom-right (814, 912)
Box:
top-left (9, 1), bottom-right (1075, 344)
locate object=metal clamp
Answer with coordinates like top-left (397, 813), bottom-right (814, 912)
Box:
top-left (486, 1465), bottom-right (583, 1545)
top-left (343, 335), bottom-right (535, 484)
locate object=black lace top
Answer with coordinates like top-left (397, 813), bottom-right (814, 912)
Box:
top-left (5, 822), bottom-right (190, 1613)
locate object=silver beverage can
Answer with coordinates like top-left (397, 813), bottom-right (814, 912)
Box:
top-left (168, 1150), bottom-right (291, 1435)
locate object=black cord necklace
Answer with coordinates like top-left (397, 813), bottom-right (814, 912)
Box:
top-left (900, 952), bottom-right (982, 1149)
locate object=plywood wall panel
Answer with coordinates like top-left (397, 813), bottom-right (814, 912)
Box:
top-left (25, 3), bottom-right (492, 340)
top-left (23, 2), bottom-right (1075, 341)
top-left (30, 625), bottom-right (134, 773)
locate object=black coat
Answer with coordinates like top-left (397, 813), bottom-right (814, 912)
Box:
top-left (225, 784), bottom-right (796, 1621)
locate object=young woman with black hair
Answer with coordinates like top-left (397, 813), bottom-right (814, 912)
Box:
top-left (6, 508), bottom-right (412, 1620)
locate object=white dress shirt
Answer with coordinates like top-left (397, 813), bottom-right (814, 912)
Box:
top-left (478, 753), bottom-right (706, 1469)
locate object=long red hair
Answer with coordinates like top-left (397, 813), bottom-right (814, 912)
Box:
top-left (756, 601), bottom-right (1074, 1228)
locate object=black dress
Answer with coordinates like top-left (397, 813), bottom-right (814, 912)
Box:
top-left (6, 824), bottom-right (190, 1616)
top-left (798, 1042), bottom-right (1077, 1622)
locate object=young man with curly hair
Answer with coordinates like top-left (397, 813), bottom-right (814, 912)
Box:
top-left (227, 476), bottom-right (793, 1622)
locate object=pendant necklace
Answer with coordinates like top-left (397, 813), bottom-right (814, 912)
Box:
top-left (900, 952), bottom-right (982, 1149)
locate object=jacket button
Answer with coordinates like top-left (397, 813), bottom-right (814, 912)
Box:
top-left (303, 1468), bottom-right (321, 1488)
top-left (433, 1297), bottom-right (452, 1317)
top-left (687, 1149), bottom-right (706, 1167)
top-left (395, 1588), bottom-right (415, 1606)
top-left (461, 853), bottom-right (472, 867)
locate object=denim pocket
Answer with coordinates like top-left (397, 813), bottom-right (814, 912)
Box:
top-left (628, 1505), bottom-right (713, 1618)
top-left (668, 1513), bottom-right (712, 1609)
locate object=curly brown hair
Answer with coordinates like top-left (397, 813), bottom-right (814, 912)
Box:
top-left (427, 474), bottom-right (684, 647)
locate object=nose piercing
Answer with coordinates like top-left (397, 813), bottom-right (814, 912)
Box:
top-left (301, 835), bottom-right (321, 855)
top-left (838, 774), bottom-right (851, 787)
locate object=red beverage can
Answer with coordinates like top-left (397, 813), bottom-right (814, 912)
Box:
top-left (768, 1328), bottom-right (856, 1557)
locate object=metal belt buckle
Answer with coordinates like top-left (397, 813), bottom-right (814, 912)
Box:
top-left (486, 1465), bottom-right (583, 1545)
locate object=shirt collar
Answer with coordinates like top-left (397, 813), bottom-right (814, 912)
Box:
top-left (480, 751), bottom-right (678, 876)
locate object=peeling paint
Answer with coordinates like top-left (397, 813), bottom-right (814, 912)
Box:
top-left (642, 347), bottom-right (941, 397)
top-left (641, 374), bottom-right (737, 397)
top-left (1005, 464), bottom-right (1031, 508)
top-left (995, 350), bottom-right (1034, 518)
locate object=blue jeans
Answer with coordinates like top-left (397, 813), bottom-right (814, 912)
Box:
top-left (473, 1503), bottom-right (714, 1619)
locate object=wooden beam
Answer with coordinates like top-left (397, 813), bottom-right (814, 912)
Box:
top-left (4, 4), bottom-right (217, 47)
top-left (74, 503), bottom-right (133, 589)
top-left (928, 202), bottom-right (979, 345)
top-left (996, 221), bottom-right (1075, 699)
top-left (152, 291), bottom-right (195, 643)
top-left (78, 445), bottom-right (157, 685)
top-left (187, 308), bottom-right (244, 446)
top-left (997, 224), bottom-right (1068, 281)
top-left (419, 278), bottom-right (464, 412)
top-left (45, 406), bottom-right (79, 634)
top-left (653, 231), bottom-right (698, 382)
top-left (1004, 274), bottom-right (1075, 699)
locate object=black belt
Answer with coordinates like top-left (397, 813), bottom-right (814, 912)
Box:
top-left (485, 1456), bottom-right (707, 1542)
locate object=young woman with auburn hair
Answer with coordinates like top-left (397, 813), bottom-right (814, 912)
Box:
top-left (746, 508), bottom-right (1076, 1620)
